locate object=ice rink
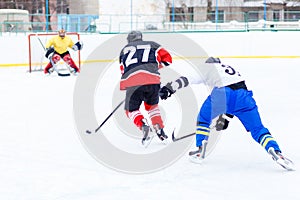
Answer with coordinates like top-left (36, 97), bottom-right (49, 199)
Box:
top-left (0, 57), bottom-right (300, 200)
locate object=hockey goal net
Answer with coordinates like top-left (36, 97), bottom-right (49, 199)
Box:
top-left (28, 32), bottom-right (81, 73)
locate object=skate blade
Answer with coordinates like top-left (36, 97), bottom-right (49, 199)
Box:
top-left (159, 137), bottom-right (170, 145)
top-left (141, 135), bottom-right (154, 148)
top-left (276, 159), bottom-right (296, 171)
top-left (189, 154), bottom-right (204, 164)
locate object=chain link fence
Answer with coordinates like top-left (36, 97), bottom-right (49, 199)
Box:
top-left (1, 10), bottom-right (300, 34)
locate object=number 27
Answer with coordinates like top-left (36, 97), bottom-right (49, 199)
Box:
top-left (123, 45), bottom-right (151, 67)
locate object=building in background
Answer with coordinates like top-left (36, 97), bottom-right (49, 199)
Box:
top-left (0, 8), bottom-right (30, 31)
top-left (1, 0), bottom-right (300, 32)
top-left (96, 0), bottom-right (300, 32)
top-left (0, 0), bottom-right (99, 32)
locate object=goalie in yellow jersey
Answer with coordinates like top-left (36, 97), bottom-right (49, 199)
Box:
top-left (44, 29), bottom-right (83, 75)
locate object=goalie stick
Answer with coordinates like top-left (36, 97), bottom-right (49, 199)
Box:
top-left (86, 100), bottom-right (125, 134)
top-left (36, 36), bottom-right (70, 77)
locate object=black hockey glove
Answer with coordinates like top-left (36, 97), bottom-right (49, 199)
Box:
top-left (215, 114), bottom-right (234, 131)
top-left (159, 82), bottom-right (176, 100)
top-left (45, 47), bottom-right (54, 58)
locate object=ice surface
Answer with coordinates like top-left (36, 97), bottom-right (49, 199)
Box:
top-left (0, 58), bottom-right (300, 200)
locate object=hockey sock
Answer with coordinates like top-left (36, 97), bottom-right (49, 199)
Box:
top-left (126, 110), bottom-right (144, 129)
top-left (144, 103), bottom-right (164, 129)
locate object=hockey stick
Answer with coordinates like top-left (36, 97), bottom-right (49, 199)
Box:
top-left (36, 36), bottom-right (70, 77)
top-left (172, 130), bottom-right (195, 142)
top-left (172, 125), bottom-right (217, 142)
top-left (86, 100), bottom-right (125, 134)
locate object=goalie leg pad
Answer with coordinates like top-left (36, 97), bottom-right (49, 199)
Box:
top-left (52, 54), bottom-right (61, 64)
top-left (62, 54), bottom-right (72, 64)
top-left (63, 54), bottom-right (80, 72)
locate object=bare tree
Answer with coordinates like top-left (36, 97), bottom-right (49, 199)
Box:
top-left (207, 0), bottom-right (213, 21)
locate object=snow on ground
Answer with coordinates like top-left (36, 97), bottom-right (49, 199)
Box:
top-left (0, 57), bottom-right (300, 200)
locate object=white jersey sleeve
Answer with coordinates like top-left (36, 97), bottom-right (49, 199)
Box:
top-left (185, 63), bottom-right (245, 88)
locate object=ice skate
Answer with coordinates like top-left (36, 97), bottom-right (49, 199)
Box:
top-left (189, 140), bottom-right (208, 164)
top-left (153, 124), bottom-right (169, 145)
top-left (268, 147), bottom-right (295, 171)
top-left (141, 120), bottom-right (154, 148)
top-left (69, 67), bottom-right (78, 76)
top-left (45, 67), bottom-right (54, 76)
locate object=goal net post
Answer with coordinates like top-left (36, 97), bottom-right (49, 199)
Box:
top-left (28, 32), bottom-right (81, 73)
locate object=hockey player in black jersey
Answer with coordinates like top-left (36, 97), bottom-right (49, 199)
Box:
top-left (119, 31), bottom-right (172, 146)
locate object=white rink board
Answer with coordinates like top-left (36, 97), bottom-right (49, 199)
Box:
top-left (1, 31), bottom-right (300, 67)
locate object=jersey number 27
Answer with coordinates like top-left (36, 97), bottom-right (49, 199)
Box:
top-left (123, 45), bottom-right (151, 67)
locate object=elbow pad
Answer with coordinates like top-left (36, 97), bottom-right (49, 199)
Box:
top-left (175, 76), bottom-right (189, 90)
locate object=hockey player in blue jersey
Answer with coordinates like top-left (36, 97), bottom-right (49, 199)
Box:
top-left (159, 57), bottom-right (295, 171)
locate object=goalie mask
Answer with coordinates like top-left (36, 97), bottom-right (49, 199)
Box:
top-left (127, 30), bottom-right (143, 43)
top-left (58, 29), bottom-right (66, 38)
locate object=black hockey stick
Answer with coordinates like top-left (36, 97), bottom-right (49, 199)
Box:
top-left (172, 130), bottom-right (195, 142)
top-left (37, 36), bottom-right (70, 77)
top-left (172, 125), bottom-right (217, 142)
top-left (86, 100), bottom-right (125, 134)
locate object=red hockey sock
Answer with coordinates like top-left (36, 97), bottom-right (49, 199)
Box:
top-left (126, 110), bottom-right (144, 129)
top-left (144, 103), bottom-right (164, 129)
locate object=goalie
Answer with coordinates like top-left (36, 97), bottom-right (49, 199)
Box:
top-left (44, 29), bottom-right (83, 75)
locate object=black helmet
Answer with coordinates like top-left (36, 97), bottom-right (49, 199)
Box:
top-left (205, 57), bottom-right (221, 63)
top-left (127, 30), bottom-right (143, 43)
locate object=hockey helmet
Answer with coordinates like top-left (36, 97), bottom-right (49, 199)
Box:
top-left (127, 30), bottom-right (143, 43)
top-left (205, 57), bottom-right (221, 64)
top-left (58, 29), bottom-right (66, 38)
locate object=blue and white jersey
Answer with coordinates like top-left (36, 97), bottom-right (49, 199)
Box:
top-left (186, 63), bottom-right (245, 88)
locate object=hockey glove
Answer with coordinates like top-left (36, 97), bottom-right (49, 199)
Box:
top-left (45, 47), bottom-right (54, 59)
top-left (159, 82), bottom-right (176, 100)
top-left (215, 113), bottom-right (234, 131)
top-left (72, 41), bottom-right (83, 51)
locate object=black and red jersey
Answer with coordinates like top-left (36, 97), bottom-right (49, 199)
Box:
top-left (119, 40), bottom-right (172, 90)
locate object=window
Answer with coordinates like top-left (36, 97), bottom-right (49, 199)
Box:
top-left (17, 4), bottom-right (24, 9)
top-left (284, 10), bottom-right (300, 22)
top-left (247, 11), bottom-right (259, 22)
top-left (273, 10), bottom-right (280, 21)
top-left (56, 0), bottom-right (69, 14)
top-left (31, 0), bottom-right (43, 14)
top-left (211, 10), bottom-right (224, 23)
